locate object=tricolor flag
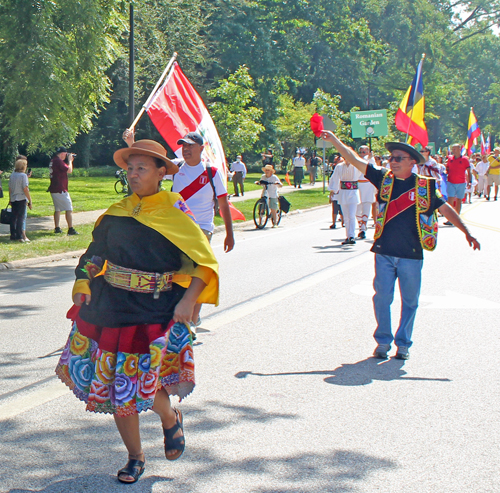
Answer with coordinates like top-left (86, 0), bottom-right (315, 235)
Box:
top-left (465, 107), bottom-right (481, 156)
top-left (395, 57), bottom-right (429, 147)
top-left (146, 62), bottom-right (227, 181)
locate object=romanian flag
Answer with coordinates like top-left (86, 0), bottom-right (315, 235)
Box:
top-left (466, 107), bottom-right (480, 156)
top-left (395, 58), bottom-right (429, 147)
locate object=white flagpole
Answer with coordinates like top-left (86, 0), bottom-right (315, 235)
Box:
top-left (127, 52), bottom-right (178, 132)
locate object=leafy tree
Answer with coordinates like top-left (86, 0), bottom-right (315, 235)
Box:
top-left (0, 0), bottom-right (126, 155)
top-left (207, 66), bottom-right (264, 158)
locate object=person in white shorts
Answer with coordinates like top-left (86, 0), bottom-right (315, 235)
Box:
top-left (48, 147), bottom-right (78, 235)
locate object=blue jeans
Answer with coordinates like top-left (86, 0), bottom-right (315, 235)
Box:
top-left (372, 254), bottom-right (423, 348)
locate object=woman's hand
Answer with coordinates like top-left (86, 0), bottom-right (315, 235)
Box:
top-left (73, 293), bottom-right (91, 306)
top-left (173, 277), bottom-right (207, 325)
top-left (173, 297), bottom-right (196, 325)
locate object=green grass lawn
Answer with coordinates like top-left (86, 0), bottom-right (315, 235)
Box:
top-left (1, 175), bottom-right (329, 263)
top-left (22, 176), bottom-right (122, 217)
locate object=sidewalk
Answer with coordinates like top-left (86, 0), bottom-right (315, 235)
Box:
top-left (0, 181), bottom-right (327, 235)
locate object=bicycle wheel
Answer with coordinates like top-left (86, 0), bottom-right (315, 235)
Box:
top-left (276, 206), bottom-right (283, 225)
top-left (114, 180), bottom-right (122, 194)
top-left (253, 199), bottom-right (269, 229)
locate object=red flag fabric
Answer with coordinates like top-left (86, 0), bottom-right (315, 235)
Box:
top-left (285, 172), bottom-right (292, 186)
top-left (219, 201), bottom-right (245, 221)
top-left (146, 62), bottom-right (227, 182)
top-left (310, 113), bottom-right (324, 137)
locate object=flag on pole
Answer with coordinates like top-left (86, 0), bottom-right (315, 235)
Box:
top-left (481, 133), bottom-right (486, 155)
top-left (395, 57), bottom-right (429, 147)
top-left (465, 107), bottom-right (481, 156)
top-left (145, 62), bottom-right (227, 182)
top-left (485, 133), bottom-right (491, 154)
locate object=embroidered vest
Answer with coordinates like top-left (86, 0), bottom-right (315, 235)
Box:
top-left (374, 170), bottom-right (439, 251)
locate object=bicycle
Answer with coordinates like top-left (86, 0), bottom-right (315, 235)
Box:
top-left (114, 169), bottom-right (129, 194)
top-left (253, 180), bottom-right (283, 229)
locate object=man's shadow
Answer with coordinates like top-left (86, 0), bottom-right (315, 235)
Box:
top-left (236, 357), bottom-right (451, 387)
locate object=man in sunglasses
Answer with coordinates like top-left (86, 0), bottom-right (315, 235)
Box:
top-left (321, 130), bottom-right (480, 360)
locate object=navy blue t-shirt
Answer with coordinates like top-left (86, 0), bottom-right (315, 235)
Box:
top-left (365, 164), bottom-right (446, 260)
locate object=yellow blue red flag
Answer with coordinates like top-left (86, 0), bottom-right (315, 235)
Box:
top-left (466, 107), bottom-right (481, 156)
top-left (395, 57), bottom-right (428, 147)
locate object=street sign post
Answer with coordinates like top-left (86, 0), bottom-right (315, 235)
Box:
top-left (350, 110), bottom-right (389, 139)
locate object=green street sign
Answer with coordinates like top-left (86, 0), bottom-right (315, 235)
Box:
top-left (415, 142), bottom-right (436, 155)
top-left (350, 110), bottom-right (388, 139)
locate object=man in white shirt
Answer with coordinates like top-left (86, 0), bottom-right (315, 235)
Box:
top-left (356, 145), bottom-right (376, 239)
top-left (474, 155), bottom-right (490, 197)
top-left (292, 151), bottom-right (305, 188)
top-left (230, 155), bottom-right (247, 197)
top-left (171, 132), bottom-right (234, 251)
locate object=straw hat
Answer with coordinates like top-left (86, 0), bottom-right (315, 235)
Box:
top-left (113, 140), bottom-right (177, 174)
top-left (262, 164), bottom-right (275, 174)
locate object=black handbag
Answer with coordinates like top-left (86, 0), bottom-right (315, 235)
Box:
top-left (1, 206), bottom-right (12, 225)
top-left (278, 195), bottom-right (291, 214)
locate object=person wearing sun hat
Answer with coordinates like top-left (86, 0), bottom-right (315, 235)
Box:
top-left (258, 164), bottom-right (282, 226)
top-left (321, 130), bottom-right (480, 361)
top-left (55, 139), bottom-right (219, 484)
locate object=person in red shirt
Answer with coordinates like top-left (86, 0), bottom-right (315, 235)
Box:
top-left (48, 147), bottom-right (78, 235)
top-left (445, 144), bottom-right (471, 223)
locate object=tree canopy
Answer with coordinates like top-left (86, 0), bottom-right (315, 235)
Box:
top-left (1, 0), bottom-right (500, 168)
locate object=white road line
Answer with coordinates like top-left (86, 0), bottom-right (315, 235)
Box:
top-left (0, 379), bottom-right (68, 421)
top-left (204, 251), bottom-right (371, 330)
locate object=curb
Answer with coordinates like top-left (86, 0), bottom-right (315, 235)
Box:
top-left (0, 204), bottom-right (330, 270)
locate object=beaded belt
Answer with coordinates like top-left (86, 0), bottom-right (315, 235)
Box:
top-left (340, 181), bottom-right (358, 190)
top-left (104, 261), bottom-right (174, 299)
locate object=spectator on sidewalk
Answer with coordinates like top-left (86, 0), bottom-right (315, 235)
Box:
top-left (230, 155), bottom-right (247, 197)
top-left (292, 151), bottom-right (305, 188)
top-left (8, 155), bottom-right (32, 242)
top-left (48, 147), bottom-right (78, 235)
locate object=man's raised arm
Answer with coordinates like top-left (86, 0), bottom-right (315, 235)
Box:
top-left (321, 130), bottom-right (368, 175)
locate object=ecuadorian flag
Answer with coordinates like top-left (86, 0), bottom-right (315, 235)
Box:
top-left (395, 58), bottom-right (429, 147)
top-left (466, 107), bottom-right (481, 156)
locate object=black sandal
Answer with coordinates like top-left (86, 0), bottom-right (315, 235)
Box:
top-left (117, 458), bottom-right (146, 484)
top-left (163, 408), bottom-right (185, 461)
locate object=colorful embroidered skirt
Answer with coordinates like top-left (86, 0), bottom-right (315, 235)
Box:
top-left (55, 306), bottom-right (195, 417)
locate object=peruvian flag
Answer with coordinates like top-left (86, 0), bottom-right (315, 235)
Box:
top-left (146, 62), bottom-right (246, 221)
top-left (145, 62), bottom-right (227, 182)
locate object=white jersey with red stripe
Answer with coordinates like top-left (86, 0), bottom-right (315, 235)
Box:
top-left (171, 161), bottom-right (228, 232)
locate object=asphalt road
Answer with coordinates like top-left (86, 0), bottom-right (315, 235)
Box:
top-left (0, 197), bottom-right (498, 493)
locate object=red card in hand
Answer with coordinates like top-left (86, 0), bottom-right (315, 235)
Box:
top-left (310, 113), bottom-right (324, 137)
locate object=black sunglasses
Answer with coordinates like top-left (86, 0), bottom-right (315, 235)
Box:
top-left (388, 155), bottom-right (410, 163)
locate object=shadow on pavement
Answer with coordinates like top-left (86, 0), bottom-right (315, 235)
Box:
top-left (1, 400), bottom-right (396, 493)
top-left (235, 357), bottom-right (451, 386)
top-left (0, 264), bottom-right (75, 294)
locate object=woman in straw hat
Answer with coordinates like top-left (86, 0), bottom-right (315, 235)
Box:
top-left (55, 140), bottom-right (219, 484)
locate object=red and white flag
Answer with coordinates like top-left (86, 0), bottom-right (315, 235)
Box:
top-left (145, 62), bottom-right (227, 182)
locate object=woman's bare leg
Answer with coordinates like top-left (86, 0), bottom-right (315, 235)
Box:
top-left (153, 388), bottom-right (184, 457)
top-left (113, 414), bottom-right (144, 481)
